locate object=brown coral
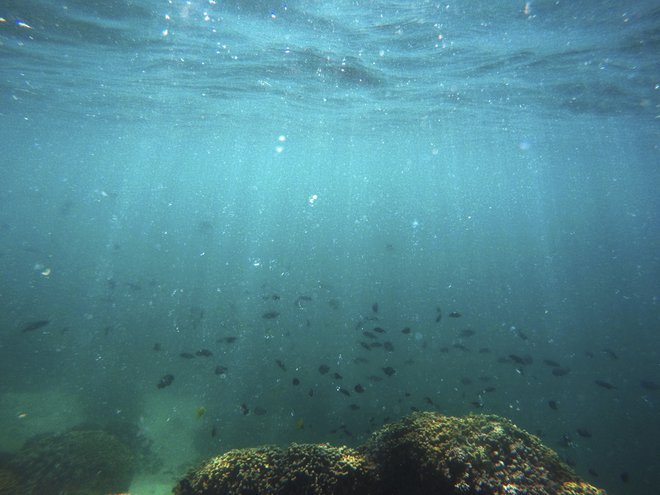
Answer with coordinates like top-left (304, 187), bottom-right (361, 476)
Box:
top-left (0, 468), bottom-right (21, 495)
top-left (173, 411), bottom-right (606, 495)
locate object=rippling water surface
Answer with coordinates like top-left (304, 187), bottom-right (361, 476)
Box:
top-left (1, 1), bottom-right (659, 494)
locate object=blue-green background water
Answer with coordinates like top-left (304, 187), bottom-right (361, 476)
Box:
top-left (1, 1), bottom-right (659, 493)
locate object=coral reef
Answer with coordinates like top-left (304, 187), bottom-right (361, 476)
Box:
top-left (9, 429), bottom-right (135, 495)
top-left (174, 411), bottom-right (607, 495)
top-left (174, 443), bottom-right (377, 495)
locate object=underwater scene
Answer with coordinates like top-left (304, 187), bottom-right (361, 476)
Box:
top-left (0, 1), bottom-right (658, 494)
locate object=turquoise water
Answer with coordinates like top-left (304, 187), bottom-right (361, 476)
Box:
top-left (1, 1), bottom-right (658, 494)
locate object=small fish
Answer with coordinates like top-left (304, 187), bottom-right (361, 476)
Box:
top-left (470, 400), bottom-right (483, 408)
top-left (292, 377), bottom-right (300, 386)
top-left (373, 326), bottom-right (386, 333)
top-left (318, 364), bottom-right (330, 374)
top-left (354, 357), bottom-right (369, 364)
top-left (620, 472), bottom-right (629, 483)
top-left (153, 342), bottom-right (162, 351)
top-left (360, 341), bottom-right (372, 350)
top-left (214, 365), bottom-right (228, 375)
top-left (362, 331), bottom-right (377, 339)
top-left (275, 359), bottom-right (287, 371)
top-left (435, 307), bottom-right (442, 323)
top-left (241, 403), bottom-right (250, 415)
top-left (576, 428), bottom-right (592, 438)
top-left (460, 328), bottom-right (475, 337)
top-left (424, 397), bottom-right (435, 406)
top-left (453, 343), bottom-right (469, 352)
top-left (338, 387), bottom-right (351, 396)
top-left (588, 468), bottom-right (599, 477)
top-left (196, 349), bottom-right (213, 357)
top-left (482, 386), bottom-right (496, 393)
top-left (548, 400), bottom-right (559, 410)
top-left (584, 350), bottom-right (594, 358)
top-left (20, 320), bottom-right (50, 333)
top-left (372, 302), bottom-right (379, 313)
top-left (382, 366), bottom-right (396, 377)
top-left (308, 388), bottom-right (314, 397)
top-left (294, 295), bottom-right (312, 308)
top-left (602, 348), bottom-right (618, 360)
top-left (219, 336), bottom-right (238, 344)
top-left (157, 374), bottom-right (174, 389)
top-left (401, 327), bottom-right (411, 334)
top-left (262, 310), bottom-right (280, 319)
top-left (370, 342), bottom-right (383, 348)
top-left (508, 354), bottom-right (531, 365)
top-left (478, 347), bottom-right (491, 353)
top-left (333, 372), bottom-right (343, 380)
top-left (383, 341), bottom-right (394, 352)
top-left (211, 425), bottom-right (218, 437)
top-left (543, 359), bottom-right (561, 368)
top-left (641, 380), bottom-right (659, 391)
top-left (461, 377), bottom-right (473, 385)
top-left (180, 352), bottom-right (195, 359)
top-left (552, 367), bottom-right (571, 377)
top-left (354, 384), bottom-right (365, 393)
top-left (595, 380), bottom-right (616, 390)
top-left (448, 311), bottom-right (462, 318)
top-left (514, 328), bottom-right (528, 340)
top-left (368, 375), bottom-right (383, 382)
top-left (349, 404), bottom-right (360, 410)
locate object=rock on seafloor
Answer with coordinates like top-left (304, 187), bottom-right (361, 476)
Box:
top-left (173, 411), bottom-right (607, 495)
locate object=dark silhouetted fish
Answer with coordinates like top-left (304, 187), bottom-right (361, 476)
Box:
top-left (333, 373), bottom-right (343, 380)
top-left (219, 336), bottom-right (237, 343)
top-left (514, 328), bottom-right (528, 340)
top-left (362, 331), bottom-right (377, 339)
top-left (620, 472), bottom-right (629, 483)
top-left (294, 295), bottom-right (312, 308)
top-left (349, 404), bottom-right (360, 410)
top-left (602, 348), bottom-right (618, 360)
top-left (373, 327), bottom-right (386, 333)
top-left (292, 378), bottom-right (300, 386)
top-left (543, 359), bottom-right (561, 368)
top-left (576, 428), bottom-right (592, 438)
top-left (595, 380), bottom-right (616, 390)
top-left (641, 380), bottom-right (659, 391)
top-left (453, 343), bottom-right (470, 352)
top-left (275, 359), bottom-right (287, 371)
top-left (382, 366), bottom-right (396, 376)
top-left (308, 388), bottom-right (314, 397)
top-left (214, 365), bottom-right (228, 375)
top-left (372, 302), bottom-right (379, 313)
top-left (584, 350), bottom-right (594, 358)
top-left (196, 349), bottom-right (213, 357)
top-left (548, 400), bottom-right (559, 410)
top-left (508, 354), bottom-right (532, 365)
top-left (318, 364), bottom-right (330, 374)
top-left (338, 388), bottom-right (351, 396)
top-left (588, 468), bottom-right (599, 477)
top-left (370, 342), bottom-right (383, 348)
top-left (262, 310), bottom-right (280, 319)
top-left (479, 347), bottom-right (491, 353)
top-left (482, 386), bottom-right (496, 393)
top-left (354, 384), bottom-right (365, 393)
top-left (241, 403), bottom-right (249, 415)
top-left (359, 341), bottom-right (372, 350)
top-left (460, 329), bottom-right (475, 337)
top-left (180, 352), bottom-right (195, 359)
top-left (449, 311), bottom-right (462, 318)
top-left (153, 343), bottom-right (162, 351)
top-left (383, 342), bottom-right (394, 352)
top-left (157, 374), bottom-right (174, 389)
top-left (21, 320), bottom-right (50, 333)
top-left (424, 397), bottom-right (435, 406)
top-left (211, 426), bottom-right (217, 437)
top-left (435, 307), bottom-right (442, 323)
top-left (401, 327), bottom-right (411, 334)
top-left (552, 367), bottom-right (571, 377)
top-left (368, 375), bottom-right (383, 382)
